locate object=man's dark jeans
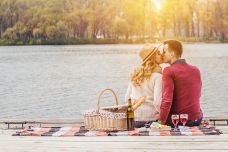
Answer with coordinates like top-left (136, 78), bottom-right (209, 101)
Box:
top-left (185, 110), bottom-right (203, 127)
top-left (185, 116), bottom-right (203, 127)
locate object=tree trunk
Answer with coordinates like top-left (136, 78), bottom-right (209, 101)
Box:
top-left (191, 14), bottom-right (195, 37)
top-left (173, 15), bottom-right (177, 37)
top-left (196, 11), bottom-right (200, 37)
top-left (185, 17), bottom-right (190, 37)
top-left (162, 24), bottom-right (166, 37)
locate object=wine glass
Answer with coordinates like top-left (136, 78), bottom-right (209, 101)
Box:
top-left (171, 114), bottom-right (179, 130)
top-left (180, 114), bottom-right (188, 126)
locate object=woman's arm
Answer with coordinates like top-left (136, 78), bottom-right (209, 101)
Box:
top-left (153, 73), bottom-right (162, 113)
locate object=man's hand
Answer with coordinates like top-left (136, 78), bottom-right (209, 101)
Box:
top-left (154, 114), bottom-right (162, 124)
top-left (155, 114), bottom-right (160, 120)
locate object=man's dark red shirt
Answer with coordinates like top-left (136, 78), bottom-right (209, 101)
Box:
top-left (160, 59), bottom-right (202, 125)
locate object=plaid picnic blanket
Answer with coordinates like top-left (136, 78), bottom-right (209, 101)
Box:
top-left (12, 124), bottom-right (222, 136)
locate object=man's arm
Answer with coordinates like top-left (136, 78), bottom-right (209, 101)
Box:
top-left (159, 67), bottom-right (174, 124)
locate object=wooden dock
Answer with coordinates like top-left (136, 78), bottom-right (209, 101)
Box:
top-left (0, 118), bottom-right (228, 152)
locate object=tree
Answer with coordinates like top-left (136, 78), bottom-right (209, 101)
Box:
top-left (112, 17), bottom-right (129, 39)
top-left (55, 21), bottom-right (68, 39)
top-left (0, 0), bottom-right (228, 43)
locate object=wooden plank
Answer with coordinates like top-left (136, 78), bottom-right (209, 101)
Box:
top-left (1, 137), bottom-right (228, 151)
top-left (2, 135), bottom-right (228, 142)
top-left (1, 132), bottom-right (228, 152)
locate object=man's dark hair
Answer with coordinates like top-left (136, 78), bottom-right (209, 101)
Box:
top-left (164, 40), bottom-right (183, 57)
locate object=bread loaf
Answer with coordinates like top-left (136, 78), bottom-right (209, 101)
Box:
top-left (132, 96), bottom-right (146, 111)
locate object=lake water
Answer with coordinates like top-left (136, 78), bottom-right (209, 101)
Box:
top-left (0, 43), bottom-right (228, 119)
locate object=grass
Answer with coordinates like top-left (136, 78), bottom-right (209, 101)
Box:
top-left (0, 37), bottom-right (227, 46)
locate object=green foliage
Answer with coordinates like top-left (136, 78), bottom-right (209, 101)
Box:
top-left (0, 0), bottom-right (228, 45)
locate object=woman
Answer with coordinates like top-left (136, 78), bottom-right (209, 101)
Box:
top-left (125, 43), bottom-right (163, 128)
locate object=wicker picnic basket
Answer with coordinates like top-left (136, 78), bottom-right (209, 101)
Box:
top-left (83, 88), bottom-right (128, 131)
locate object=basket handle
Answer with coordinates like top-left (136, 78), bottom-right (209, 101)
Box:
top-left (96, 88), bottom-right (119, 111)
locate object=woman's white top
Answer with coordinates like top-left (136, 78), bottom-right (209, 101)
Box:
top-left (125, 72), bottom-right (162, 121)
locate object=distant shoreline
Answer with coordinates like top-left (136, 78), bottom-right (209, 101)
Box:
top-left (0, 38), bottom-right (227, 46)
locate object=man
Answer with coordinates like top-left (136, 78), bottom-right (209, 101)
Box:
top-left (159, 40), bottom-right (203, 126)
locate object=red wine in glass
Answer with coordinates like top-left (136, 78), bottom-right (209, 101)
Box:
top-left (171, 115), bottom-right (179, 129)
top-left (180, 114), bottom-right (188, 126)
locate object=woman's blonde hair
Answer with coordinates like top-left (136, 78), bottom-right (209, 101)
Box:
top-left (130, 55), bottom-right (158, 86)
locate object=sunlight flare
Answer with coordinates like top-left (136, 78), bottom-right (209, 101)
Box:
top-left (152, 0), bottom-right (162, 12)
